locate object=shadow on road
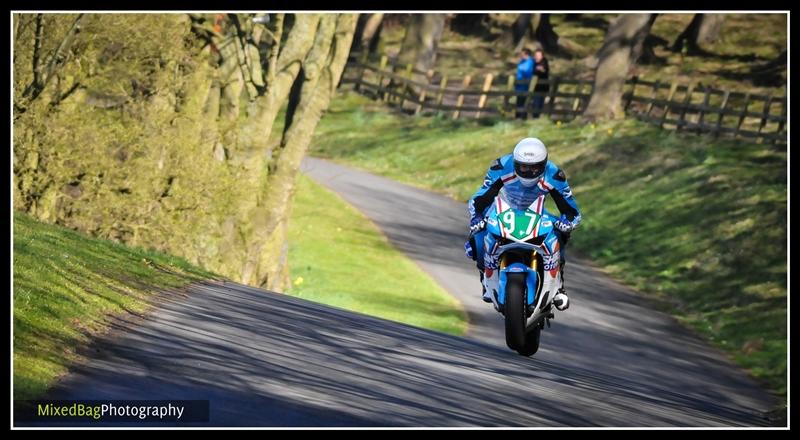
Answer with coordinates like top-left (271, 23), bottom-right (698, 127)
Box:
top-left (28, 281), bottom-right (773, 427)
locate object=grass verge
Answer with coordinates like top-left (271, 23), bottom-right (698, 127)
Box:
top-left (13, 211), bottom-right (218, 400)
top-left (310, 91), bottom-right (787, 399)
top-left (287, 174), bottom-right (468, 336)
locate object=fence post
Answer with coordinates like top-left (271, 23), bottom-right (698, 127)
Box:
top-left (658, 82), bottom-right (679, 128)
top-left (571, 80), bottom-right (584, 118)
top-left (545, 77), bottom-right (558, 119)
top-left (503, 75), bottom-right (515, 117)
top-left (645, 80), bottom-right (661, 118)
top-left (676, 82), bottom-right (696, 131)
top-left (624, 76), bottom-right (638, 112)
top-left (757, 94), bottom-right (774, 144)
top-left (476, 73), bottom-right (494, 119)
top-left (354, 50), bottom-right (369, 92)
top-left (735, 93), bottom-right (751, 139)
top-left (453, 74), bottom-right (472, 120)
top-left (399, 63), bottom-right (414, 109)
top-left (775, 97), bottom-right (787, 145)
top-left (714, 90), bottom-right (730, 139)
top-left (383, 56), bottom-right (398, 103)
top-left (415, 69), bottom-right (434, 115)
top-left (697, 86), bottom-right (712, 132)
top-left (435, 74), bottom-right (449, 117)
top-left (375, 55), bottom-right (388, 100)
top-left (526, 75), bottom-right (539, 119)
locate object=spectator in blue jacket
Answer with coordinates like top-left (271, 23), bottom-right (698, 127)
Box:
top-left (515, 48), bottom-right (535, 119)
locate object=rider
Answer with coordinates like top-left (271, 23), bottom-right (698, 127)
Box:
top-left (464, 137), bottom-right (581, 311)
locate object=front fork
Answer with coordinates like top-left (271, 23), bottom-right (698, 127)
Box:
top-left (497, 254), bottom-right (541, 313)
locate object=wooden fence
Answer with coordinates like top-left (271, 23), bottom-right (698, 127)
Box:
top-left (340, 54), bottom-right (787, 146)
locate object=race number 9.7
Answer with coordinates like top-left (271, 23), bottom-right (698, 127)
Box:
top-left (501, 210), bottom-right (537, 238)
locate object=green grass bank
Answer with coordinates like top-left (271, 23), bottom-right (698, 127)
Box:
top-left (287, 174), bottom-right (468, 335)
top-left (13, 211), bottom-right (217, 400)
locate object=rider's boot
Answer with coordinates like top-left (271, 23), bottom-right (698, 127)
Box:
top-left (482, 268), bottom-right (499, 303)
top-left (553, 261), bottom-right (569, 311)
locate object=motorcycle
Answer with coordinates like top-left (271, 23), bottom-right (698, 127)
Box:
top-left (473, 188), bottom-right (564, 356)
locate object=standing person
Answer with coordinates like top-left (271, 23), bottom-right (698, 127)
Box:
top-left (515, 48), bottom-right (535, 119)
top-left (532, 48), bottom-right (550, 118)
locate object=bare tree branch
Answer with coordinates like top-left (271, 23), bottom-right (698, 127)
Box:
top-left (14, 14), bottom-right (34, 42)
top-left (23, 13), bottom-right (86, 102)
top-left (31, 14), bottom-right (43, 89)
top-left (266, 14), bottom-right (284, 86)
top-left (42, 14), bottom-right (85, 85)
top-left (228, 14), bottom-right (258, 99)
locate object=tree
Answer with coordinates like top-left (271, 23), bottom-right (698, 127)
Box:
top-left (13, 13), bottom-right (358, 290)
top-left (451, 13), bottom-right (489, 36)
top-left (507, 13), bottom-right (536, 53)
top-left (244, 14), bottom-right (358, 288)
top-left (501, 14), bottom-right (584, 56)
top-left (630, 15), bottom-right (666, 65)
top-left (671, 14), bottom-right (726, 54)
top-left (583, 14), bottom-right (656, 120)
top-left (351, 13), bottom-right (384, 57)
top-left (397, 14), bottom-right (445, 75)
top-left (535, 14), bottom-right (559, 53)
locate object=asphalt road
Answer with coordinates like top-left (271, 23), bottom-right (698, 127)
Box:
top-left (299, 157), bottom-right (779, 426)
top-left (17, 158), bottom-right (779, 427)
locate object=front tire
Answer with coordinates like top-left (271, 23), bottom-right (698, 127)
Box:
top-left (517, 327), bottom-right (541, 357)
top-left (504, 273), bottom-right (527, 351)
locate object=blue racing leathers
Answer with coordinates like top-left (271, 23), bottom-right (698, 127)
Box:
top-left (466, 154), bottom-right (582, 271)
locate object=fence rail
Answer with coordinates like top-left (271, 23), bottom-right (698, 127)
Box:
top-left (341, 54), bottom-right (787, 146)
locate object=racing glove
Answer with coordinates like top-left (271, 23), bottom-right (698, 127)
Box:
top-left (469, 216), bottom-right (486, 233)
top-left (554, 214), bottom-right (575, 233)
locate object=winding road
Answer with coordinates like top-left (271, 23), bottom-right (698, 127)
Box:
top-left (18, 158), bottom-right (780, 427)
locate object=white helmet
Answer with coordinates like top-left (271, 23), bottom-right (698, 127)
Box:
top-left (512, 138), bottom-right (548, 187)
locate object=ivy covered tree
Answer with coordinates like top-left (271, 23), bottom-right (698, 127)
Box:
top-left (13, 13), bottom-right (357, 290)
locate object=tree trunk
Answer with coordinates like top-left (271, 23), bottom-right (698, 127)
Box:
top-left (237, 13), bottom-right (335, 286)
top-left (501, 13), bottom-right (582, 57)
top-left (253, 14), bottom-right (358, 289)
top-left (695, 14), bottom-right (725, 45)
top-left (397, 14), bottom-right (445, 74)
top-left (237, 14), bottom-right (321, 159)
top-left (510, 13), bottom-right (538, 53)
top-left (451, 13), bottom-right (488, 36)
top-left (497, 14), bottom-right (534, 52)
top-left (361, 13), bottom-right (384, 55)
top-left (352, 13), bottom-right (383, 56)
top-left (630, 15), bottom-right (663, 65)
top-left (671, 14), bottom-right (726, 53)
top-left (583, 14), bottom-right (656, 120)
top-left (535, 14), bottom-right (559, 53)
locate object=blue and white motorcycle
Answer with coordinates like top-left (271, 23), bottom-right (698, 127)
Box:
top-left (476, 188), bottom-right (564, 356)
